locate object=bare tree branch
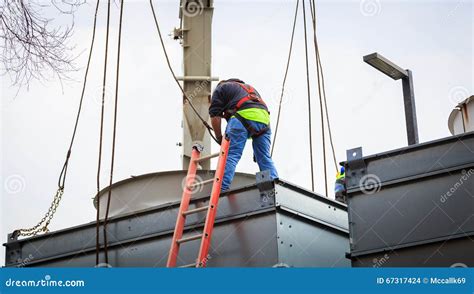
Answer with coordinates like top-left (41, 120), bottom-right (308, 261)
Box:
top-left (0, 0), bottom-right (86, 88)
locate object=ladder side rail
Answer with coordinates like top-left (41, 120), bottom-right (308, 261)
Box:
top-left (196, 137), bottom-right (230, 267)
top-left (166, 146), bottom-right (201, 267)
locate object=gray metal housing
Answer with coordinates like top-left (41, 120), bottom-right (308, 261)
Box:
top-left (4, 176), bottom-right (350, 268)
top-left (344, 131), bottom-right (474, 267)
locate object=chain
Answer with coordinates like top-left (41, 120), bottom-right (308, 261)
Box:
top-left (11, 0), bottom-right (101, 240)
top-left (13, 188), bottom-right (64, 237)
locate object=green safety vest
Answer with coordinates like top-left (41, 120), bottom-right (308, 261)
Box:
top-left (234, 108), bottom-right (270, 125)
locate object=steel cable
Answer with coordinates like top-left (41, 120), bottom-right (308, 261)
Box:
top-left (149, 0), bottom-right (219, 144)
top-left (302, 0), bottom-right (315, 192)
top-left (102, 0), bottom-right (125, 265)
top-left (271, 0), bottom-right (299, 157)
top-left (95, 0), bottom-right (112, 265)
top-left (308, 0), bottom-right (327, 196)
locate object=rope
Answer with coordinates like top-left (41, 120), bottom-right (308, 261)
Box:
top-left (149, 0), bottom-right (219, 144)
top-left (310, 0), bottom-right (338, 171)
top-left (12, 0), bottom-right (101, 238)
top-left (308, 0), bottom-right (327, 196)
top-left (318, 55), bottom-right (338, 170)
top-left (57, 0), bottom-right (100, 189)
top-left (271, 0), bottom-right (299, 157)
top-left (102, 0), bottom-right (125, 265)
top-left (302, 0), bottom-right (315, 192)
top-left (95, 0), bottom-right (111, 266)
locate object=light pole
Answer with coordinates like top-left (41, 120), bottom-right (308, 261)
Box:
top-left (363, 52), bottom-right (419, 145)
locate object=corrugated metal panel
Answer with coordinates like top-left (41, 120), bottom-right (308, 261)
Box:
top-left (4, 180), bottom-right (349, 268)
top-left (276, 212), bottom-right (350, 267)
top-left (345, 132), bottom-right (474, 267)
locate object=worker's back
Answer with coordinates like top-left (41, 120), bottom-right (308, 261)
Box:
top-left (209, 81), bottom-right (267, 118)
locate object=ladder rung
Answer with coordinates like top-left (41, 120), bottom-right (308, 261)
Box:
top-left (188, 178), bottom-right (214, 189)
top-left (177, 233), bottom-right (203, 244)
top-left (167, 138), bottom-right (230, 268)
top-left (194, 152), bottom-right (220, 163)
top-left (182, 206), bottom-right (209, 216)
top-left (178, 262), bottom-right (196, 268)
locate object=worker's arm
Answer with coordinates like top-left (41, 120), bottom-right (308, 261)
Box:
top-left (211, 116), bottom-right (223, 143)
top-left (209, 83), bottom-right (228, 144)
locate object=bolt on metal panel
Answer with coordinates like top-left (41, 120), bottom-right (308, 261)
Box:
top-left (276, 212), bottom-right (350, 267)
top-left (344, 132), bottom-right (474, 266)
top-left (275, 185), bottom-right (348, 232)
top-left (4, 180), bottom-right (349, 268)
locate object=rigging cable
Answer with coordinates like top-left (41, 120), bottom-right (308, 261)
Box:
top-left (302, 0), bottom-right (315, 192)
top-left (308, 0), bottom-right (327, 196)
top-left (149, 0), bottom-right (219, 144)
top-left (102, 0), bottom-right (125, 265)
top-left (309, 0), bottom-right (338, 170)
top-left (95, 0), bottom-right (111, 265)
top-left (312, 0), bottom-right (337, 171)
top-left (12, 0), bottom-right (101, 238)
top-left (271, 0), bottom-right (299, 157)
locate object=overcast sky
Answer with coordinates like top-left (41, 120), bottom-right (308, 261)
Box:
top-left (1, 0), bottom-right (472, 266)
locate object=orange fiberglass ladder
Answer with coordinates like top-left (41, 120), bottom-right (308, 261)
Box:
top-left (166, 137), bottom-right (230, 268)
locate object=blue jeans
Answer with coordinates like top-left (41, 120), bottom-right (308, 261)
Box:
top-left (221, 117), bottom-right (278, 191)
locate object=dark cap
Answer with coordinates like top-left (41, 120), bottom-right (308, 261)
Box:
top-left (218, 78), bottom-right (245, 85)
